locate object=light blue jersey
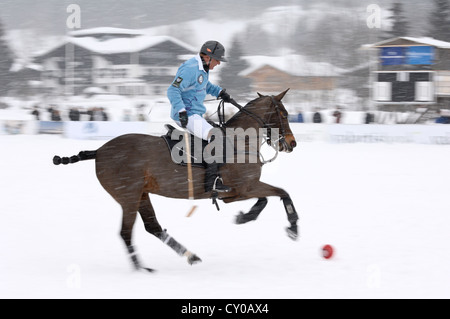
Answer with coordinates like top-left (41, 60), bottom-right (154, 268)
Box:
top-left (167, 55), bottom-right (222, 121)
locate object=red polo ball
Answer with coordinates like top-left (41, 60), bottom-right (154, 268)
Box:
top-left (322, 244), bottom-right (334, 259)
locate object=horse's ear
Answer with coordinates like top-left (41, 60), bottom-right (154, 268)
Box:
top-left (274, 88), bottom-right (290, 101)
top-left (257, 92), bottom-right (264, 97)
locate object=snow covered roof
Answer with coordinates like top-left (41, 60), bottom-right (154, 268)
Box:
top-left (69, 27), bottom-right (146, 37)
top-left (70, 35), bottom-right (196, 54)
top-left (35, 33), bottom-right (196, 57)
top-left (240, 55), bottom-right (343, 77)
top-left (362, 37), bottom-right (450, 49)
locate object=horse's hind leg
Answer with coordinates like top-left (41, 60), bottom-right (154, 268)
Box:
top-left (138, 193), bottom-right (202, 265)
top-left (119, 209), bottom-right (153, 272)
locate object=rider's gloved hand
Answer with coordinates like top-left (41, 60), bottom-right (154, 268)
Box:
top-left (218, 89), bottom-right (232, 103)
top-left (179, 111), bottom-right (188, 128)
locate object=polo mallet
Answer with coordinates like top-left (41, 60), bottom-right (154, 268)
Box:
top-left (183, 129), bottom-right (198, 217)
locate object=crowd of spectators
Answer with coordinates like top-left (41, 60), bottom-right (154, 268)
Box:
top-left (290, 107), bottom-right (450, 124)
top-left (29, 103), bottom-right (450, 125)
top-left (30, 104), bottom-right (146, 122)
top-left (31, 105), bottom-right (110, 122)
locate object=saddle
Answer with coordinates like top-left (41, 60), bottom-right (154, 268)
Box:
top-left (161, 124), bottom-right (208, 168)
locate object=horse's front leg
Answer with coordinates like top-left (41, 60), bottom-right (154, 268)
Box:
top-left (281, 196), bottom-right (299, 240)
top-left (235, 197), bottom-right (268, 224)
top-left (234, 182), bottom-right (299, 240)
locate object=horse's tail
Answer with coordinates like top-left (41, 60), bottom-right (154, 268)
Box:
top-left (53, 150), bottom-right (97, 165)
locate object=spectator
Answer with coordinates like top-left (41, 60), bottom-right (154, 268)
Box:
top-left (137, 111), bottom-right (146, 121)
top-left (365, 112), bottom-right (374, 124)
top-left (100, 107), bottom-right (109, 121)
top-left (333, 107), bottom-right (343, 124)
top-left (69, 107), bottom-right (80, 121)
top-left (122, 109), bottom-right (132, 121)
top-left (313, 109), bottom-right (322, 123)
top-left (89, 107), bottom-right (108, 121)
top-left (51, 109), bottom-right (62, 121)
top-left (31, 105), bottom-right (40, 120)
top-left (87, 108), bottom-right (94, 121)
top-left (296, 109), bottom-right (304, 123)
top-left (93, 107), bottom-right (103, 121)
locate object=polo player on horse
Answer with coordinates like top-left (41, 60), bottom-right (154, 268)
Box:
top-left (167, 40), bottom-right (232, 194)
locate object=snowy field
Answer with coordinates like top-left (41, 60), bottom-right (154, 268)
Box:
top-left (1, 134), bottom-right (450, 299)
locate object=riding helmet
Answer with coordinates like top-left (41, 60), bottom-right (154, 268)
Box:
top-left (200, 41), bottom-right (228, 62)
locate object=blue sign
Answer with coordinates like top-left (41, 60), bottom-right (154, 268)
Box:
top-left (380, 47), bottom-right (405, 65)
top-left (380, 46), bottom-right (434, 66)
top-left (406, 46), bottom-right (434, 65)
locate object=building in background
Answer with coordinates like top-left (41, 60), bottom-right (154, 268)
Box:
top-left (33, 28), bottom-right (196, 96)
top-left (239, 55), bottom-right (343, 112)
top-left (364, 37), bottom-right (450, 111)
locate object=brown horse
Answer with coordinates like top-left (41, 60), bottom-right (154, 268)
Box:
top-left (53, 89), bottom-right (299, 272)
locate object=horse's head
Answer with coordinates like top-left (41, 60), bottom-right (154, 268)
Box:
top-left (257, 89), bottom-right (297, 153)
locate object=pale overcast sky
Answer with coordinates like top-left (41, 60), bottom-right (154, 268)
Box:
top-left (1, 0), bottom-right (421, 35)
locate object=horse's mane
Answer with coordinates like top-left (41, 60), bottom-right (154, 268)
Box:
top-left (224, 96), bottom-right (268, 127)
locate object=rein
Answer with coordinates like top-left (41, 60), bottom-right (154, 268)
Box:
top-left (217, 99), bottom-right (267, 131)
top-left (217, 97), bottom-right (286, 164)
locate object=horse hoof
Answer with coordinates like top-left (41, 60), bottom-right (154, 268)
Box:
top-left (140, 267), bottom-right (155, 273)
top-left (133, 264), bottom-right (155, 273)
top-left (235, 211), bottom-right (258, 224)
top-left (187, 254), bottom-right (202, 265)
top-left (286, 225), bottom-right (298, 241)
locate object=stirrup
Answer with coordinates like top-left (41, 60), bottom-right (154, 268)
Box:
top-left (210, 177), bottom-right (231, 212)
top-left (212, 176), bottom-right (231, 193)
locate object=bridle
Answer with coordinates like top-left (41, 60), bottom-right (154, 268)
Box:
top-left (218, 96), bottom-right (289, 147)
top-left (217, 96), bottom-right (290, 163)
top-left (266, 96), bottom-right (289, 148)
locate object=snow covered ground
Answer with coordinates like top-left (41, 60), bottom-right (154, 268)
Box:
top-left (1, 134), bottom-right (449, 299)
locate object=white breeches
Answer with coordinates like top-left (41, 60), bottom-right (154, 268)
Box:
top-left (175, 114), bottom-right (213, 141)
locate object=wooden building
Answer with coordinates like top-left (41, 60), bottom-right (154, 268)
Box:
top-left (240, 55), bottom-right (342, 110)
